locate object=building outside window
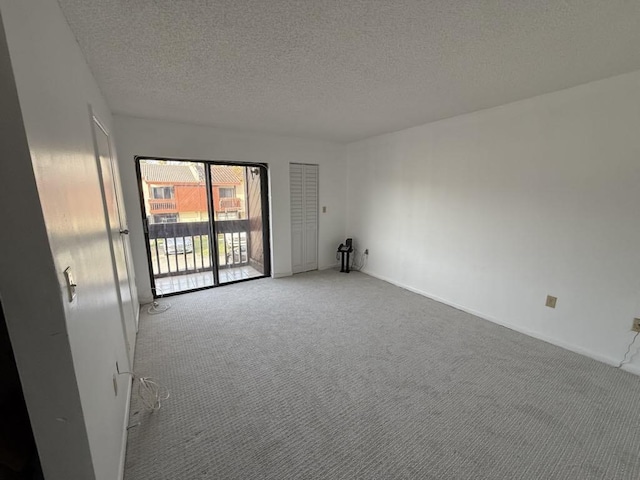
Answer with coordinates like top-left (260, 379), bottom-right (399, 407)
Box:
top-left (219, 187), bottom-right (235, 198)
top-left (152, 186), bottom-right (174, 199)
top-left (152, 213), bottom-right (178, 224)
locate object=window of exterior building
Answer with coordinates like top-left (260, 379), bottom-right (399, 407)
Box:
top-left (152, 186), bottom-right (175, 199)
top-left (219, 187), bottom-right (236, 198)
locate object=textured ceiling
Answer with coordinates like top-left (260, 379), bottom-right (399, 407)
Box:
top-left (57, 0), bottom-right (640, 143)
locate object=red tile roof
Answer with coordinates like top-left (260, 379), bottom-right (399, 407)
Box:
top-left (140, 162), bottom-right (200, 183)
top-left (140, 161), bottom-right (243, 185)
top-left (211, 166), bottom-right (243, 184)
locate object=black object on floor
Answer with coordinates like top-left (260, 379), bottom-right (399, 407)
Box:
top-left (338, 238), bottom-right (353, 273)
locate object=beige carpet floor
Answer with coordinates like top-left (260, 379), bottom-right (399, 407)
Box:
top-left (124, 270), bottom-right (640, 479)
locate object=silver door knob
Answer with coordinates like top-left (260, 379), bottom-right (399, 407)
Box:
top-left (120, 229), bottom-right (129, 235)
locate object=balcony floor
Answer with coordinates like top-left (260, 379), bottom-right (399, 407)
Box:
top-left (153, 265), bottom-right (263, 296)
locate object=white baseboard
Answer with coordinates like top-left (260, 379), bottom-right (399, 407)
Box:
top-left (622, 362), bottom-right (640, 375)
top-left (319, 263), bottom-right (339, 271)
top-left (272, 271), bottom-right (293, 278)
top-left (363, 270), bottom-right (639, 376)
top-left (117, 376), bottom-right (133, 480)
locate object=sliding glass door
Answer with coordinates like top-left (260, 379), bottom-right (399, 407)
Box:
top-left (211, 164), bottom-right (268, 284)
top-left (137, 159), bottom-right (270, 296)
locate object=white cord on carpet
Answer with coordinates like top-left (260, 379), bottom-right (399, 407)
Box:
top-left (147, 287), bottom-right (172, 315)
top-left (120, 370), bottom-right (170, 412)
top-left (617, 331), bottom-right (640, 368)
top-left (148, 301), bottom-right (171, 315)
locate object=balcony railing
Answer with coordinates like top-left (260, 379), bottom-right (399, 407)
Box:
top-left (219, 197), bottom-right (241, 210)
top-left (149, 198), bottom-right (177, 212)
top-left (147, 220), bottom-right (249, 278)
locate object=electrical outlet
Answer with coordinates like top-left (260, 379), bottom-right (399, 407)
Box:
top-left (113, 374), bottom-right (118, 396)
top-left (364, 249), bottom-right (369, 255)
top-left (545, 295), bottom-right (557, 308)
top-left (632, 318), bottom-right (640, 333)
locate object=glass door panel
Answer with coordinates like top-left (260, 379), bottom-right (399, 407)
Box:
top-left (138, 158), bottom-right (270, 296)
top-left (139, 159), bottom-right (215, 295)
top-left (210, 165), bottom-right (268, 284)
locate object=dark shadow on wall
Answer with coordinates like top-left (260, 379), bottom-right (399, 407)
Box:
top-left (0, 301), bottom-right (43, 480)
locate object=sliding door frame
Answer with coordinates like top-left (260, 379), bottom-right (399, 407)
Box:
top-left (135, 155), bottom-right (271, 298)
top-left (204, 167), bottom-right (220, 286)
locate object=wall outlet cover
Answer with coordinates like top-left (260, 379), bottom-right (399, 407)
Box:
top-left (545, 295), bottom-right (557, 308)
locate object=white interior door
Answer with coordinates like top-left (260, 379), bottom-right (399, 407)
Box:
top-left (303, 165), bottom-right (318, 271)
top-left (290, 163), bottom-right (318, 274)
top-left (290, 164), bottom-right (304, 273)
top-left (92, 114), bottom-right (136, 366)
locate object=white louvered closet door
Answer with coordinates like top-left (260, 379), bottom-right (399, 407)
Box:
top-left (290, 163), bottom-right (318, 274)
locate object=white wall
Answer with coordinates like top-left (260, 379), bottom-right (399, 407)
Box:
top-left (0, 1), bottom-right (134, 479)
top-left (114, 115), bottom-right (347, 302)
top-left (346, 70), bottom-right (640, 374)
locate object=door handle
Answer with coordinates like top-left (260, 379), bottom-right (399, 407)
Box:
top-left (120, 229), bottom-right (129, 235)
